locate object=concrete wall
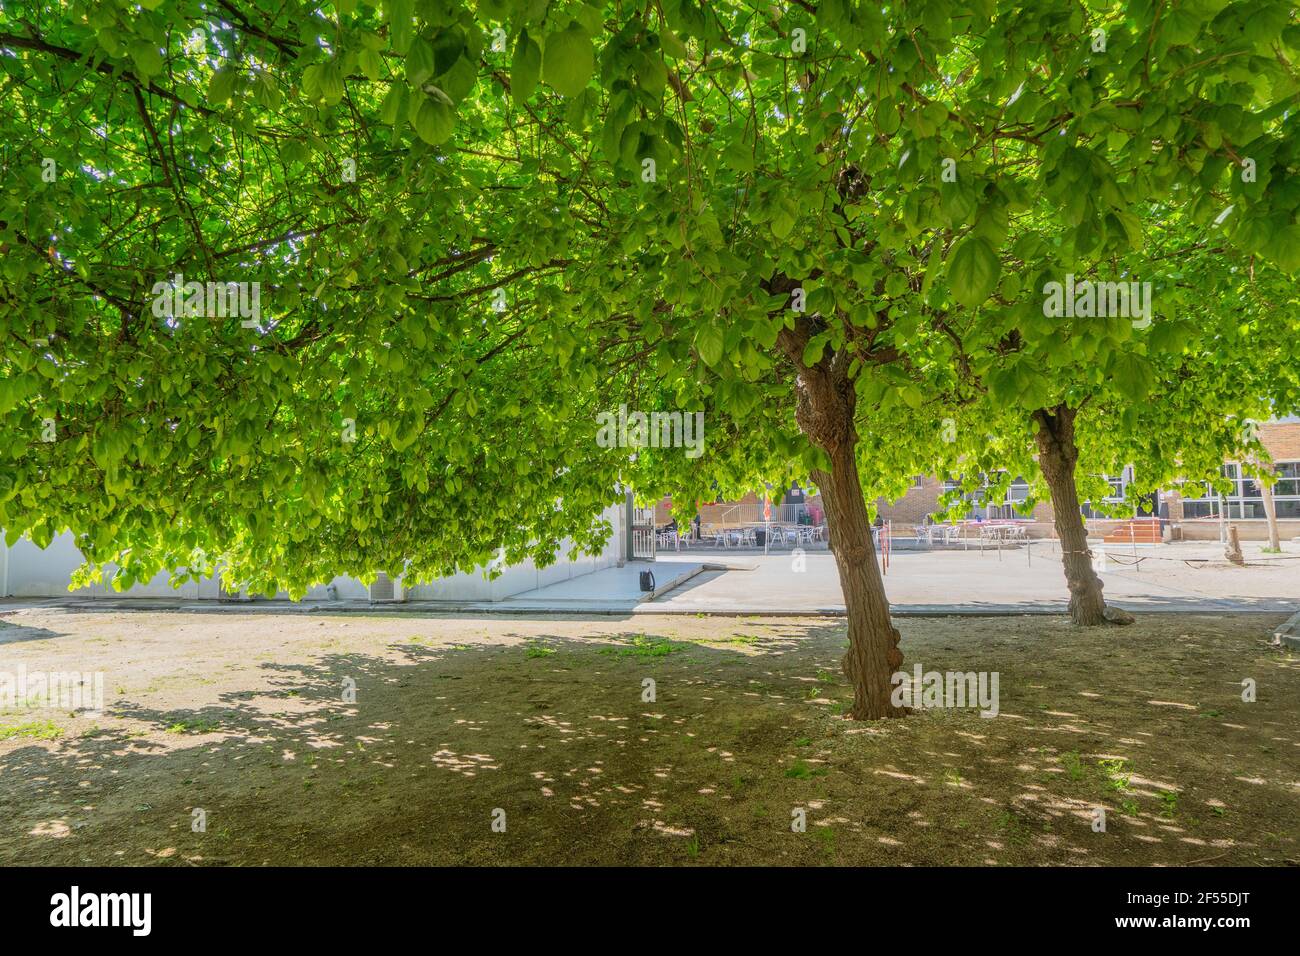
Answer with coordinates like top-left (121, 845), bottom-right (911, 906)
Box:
top-left (1176, 519), bottom-right (1300, 541)
top-left (0, 503), bottom-right (625, 602)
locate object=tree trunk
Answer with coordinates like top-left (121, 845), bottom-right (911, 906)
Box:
top-left (1033, 404), bottom-right (1109, 626)
top-left (1226, 524), bottom-right (1245, 565)
top-left (779, 326), bottom-right (905, 720)
top-left (812, 445), bottom-right (905, 720)
top-left (1258, 463), bottom-right (1281, 550)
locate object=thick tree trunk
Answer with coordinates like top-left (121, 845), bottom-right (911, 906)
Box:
top-left (779, 325), bottom-right (905, 719)
top-left (1033, 405), bottom-right (1109, 626)
top-left (812, 446), bottom-right (906, 720)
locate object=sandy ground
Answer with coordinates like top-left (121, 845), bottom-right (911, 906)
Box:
top-left (0, 608), bottom-right (1296, 866)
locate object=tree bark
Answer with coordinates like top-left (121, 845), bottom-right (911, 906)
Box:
top-left (780, 326), bottom-right (905, 719)
top-left (1033, 404), bottom-right (1109, 626)
top-left (1226, 524), bottom-right (1245, 565)
top-left (1257, 462), bottom-right (1281, 550)
top-left (812, 446), bottom-right (906, 720)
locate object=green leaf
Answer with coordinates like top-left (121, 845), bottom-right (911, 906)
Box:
top-left (379, 82), bottom-right (406, 126)
top-left (543, 25), bottom-right (594, 98)
top-left (358, 47), bottom-right (384, 82)
top-left (802, 333), bottom-right (829, 367)
top-left (386, 0), bottom-right (414, 54)
top-left (413, 95), bottom-right (454, 145)
top-left (660, 30), bottom-right (687, 59)
top-left (722, 139), bottom-right (753, 172)
top-left (511, 31), bottom-right (541, 105)
top-left (319, 59), bottom-right (346, 105)
top-left (1111, 353), bottom-right (1154, 402)
top-left (207, 69), bottom-right (237, 105)
top-left (947, 236), bottom-right (1001, 308)
top-left (131, 43), bottom-right (163, 80)
top-left (406, 37), bottom-right (436, 86)
top-left (696, 326), bottom-right (724, 366)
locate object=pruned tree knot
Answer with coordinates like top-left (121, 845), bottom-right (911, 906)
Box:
top-left (1102, 605), bottom-right (1136, 625)
top-left (839, 544), bottom-right (868, 564)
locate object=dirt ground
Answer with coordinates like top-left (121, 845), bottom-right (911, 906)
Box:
top-left (0, 608), bottom-right (1296, 866)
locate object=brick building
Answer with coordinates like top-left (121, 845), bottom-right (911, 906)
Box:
top-left (651, 420), bottom-right (1299, 543)
top-left (875, 418), bottom-right (1300, 542)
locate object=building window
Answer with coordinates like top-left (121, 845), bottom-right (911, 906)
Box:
top-left (1180, 461), bottom-right (1300, 520)
top-left (938, 473), bottom-right (1031, 519)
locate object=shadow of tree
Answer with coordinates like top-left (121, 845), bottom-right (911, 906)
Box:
top-left (0, 616), bottom-right (66, 645)
top-left (0, 613), bottom-right (1295, 866)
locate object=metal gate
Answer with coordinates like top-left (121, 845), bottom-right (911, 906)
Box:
top-left (631, 505), bottom-right (657, 560)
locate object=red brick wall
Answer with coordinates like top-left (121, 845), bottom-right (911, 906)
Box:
top-left (875, 479), bottom-right (1056, 530)
top-left (654, 424), bottom-right (1300, 537)
top-left (874, 477), bottom-right (942, 527)
top-left (1261, 421), bottom-right (1300, 461)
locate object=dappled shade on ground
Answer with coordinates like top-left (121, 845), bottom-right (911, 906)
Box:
top-left (0, 610), bottom-right (1296, 865)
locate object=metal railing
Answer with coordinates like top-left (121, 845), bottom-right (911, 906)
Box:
top-left (699, 503), bottom-right (810, 527)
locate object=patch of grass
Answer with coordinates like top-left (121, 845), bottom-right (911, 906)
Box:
top-left (165, 718), bottom-right (221, 735)
top-left (1097, 758), bottom-right (1131, 793)
top-left (1061, 750), bottom-right (1086, 781)
top-left (692, 633), bottom-right (759, 646)
top-left (0, 719), bottom-right (63, 741)
top-left (524, 643), bottom-right (556, 659)
top-left (993, 810), bottom-right (1033, 846)
top-left (1159, 790), bottom-right (1179, 817)
top-left (784, 759), bottom-right (826, 779)
top-left (598, 634), bottom-right (688, 660)
top-left (794, 736), bottom-right (812, 747)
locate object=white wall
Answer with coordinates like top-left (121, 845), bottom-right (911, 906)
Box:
top-left (0, 503), bottom-right (624, 602)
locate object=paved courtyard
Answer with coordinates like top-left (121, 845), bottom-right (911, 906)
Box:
top-left (642, 541), bottom-right (1298, 615)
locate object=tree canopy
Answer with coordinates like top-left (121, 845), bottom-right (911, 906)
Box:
top-left (2, 0), bottom-right (1298, 666)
